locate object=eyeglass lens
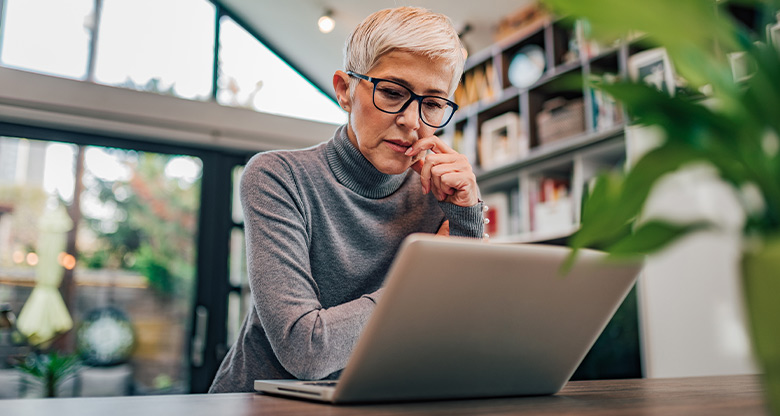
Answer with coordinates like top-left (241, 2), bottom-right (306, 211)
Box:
top-left (373, 80), bottom-right (455, 128)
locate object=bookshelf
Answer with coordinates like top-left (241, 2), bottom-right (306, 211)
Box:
top-left (441, 11), bottom-right (634, 243)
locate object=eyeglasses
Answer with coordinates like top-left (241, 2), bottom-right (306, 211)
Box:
top-left (347, 71), bottom-right (458, 128)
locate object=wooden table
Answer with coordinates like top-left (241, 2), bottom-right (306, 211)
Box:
top-left (1, 375), bottom-right (768, 416)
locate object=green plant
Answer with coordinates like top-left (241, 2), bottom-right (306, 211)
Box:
top-left (542, 0), bottom-right (780, 413)
top-left (540, 0), bottom-right (780, 261)
top-left (16, 351), bottom-right (81, 398)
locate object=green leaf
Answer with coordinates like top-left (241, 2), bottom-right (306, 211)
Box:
top-left (606, 220), bottom-right (713, 258)
top-left (570, 172), bottom-right (632, 251)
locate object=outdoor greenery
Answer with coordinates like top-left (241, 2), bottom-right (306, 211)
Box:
top-left (80, 151), bottom-right (201, 296)
top-left (0, 185), bottom-right (48, 265)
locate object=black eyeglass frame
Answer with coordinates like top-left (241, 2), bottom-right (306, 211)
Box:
top-left (347, 71), bottom-right (459, 128)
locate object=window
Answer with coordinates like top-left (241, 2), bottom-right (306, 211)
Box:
top-left (0, 0), bottom-right (93, 79)
top-left (0, 0), bottom-right (344, 124)
top-left (0, 135), bottom-right (202, 395)
top-left (94, 0), bottom-right (216, 100)
top-left (217, 16), bottom-right (345, 125)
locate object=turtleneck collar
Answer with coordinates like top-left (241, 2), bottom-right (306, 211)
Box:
top-left (325, 125), bottom-right (409, 199)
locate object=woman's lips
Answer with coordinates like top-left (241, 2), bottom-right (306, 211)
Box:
top-left (384, 140), bottom-right (412, 153)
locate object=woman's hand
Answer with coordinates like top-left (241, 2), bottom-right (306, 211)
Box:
top-left (406, 135), bottom-right (479, 207)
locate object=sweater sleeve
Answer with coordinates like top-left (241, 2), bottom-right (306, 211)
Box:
top-left (241, 153), bottom-right (379, 380)
top-left (437, 200), bottom-right (485, 238)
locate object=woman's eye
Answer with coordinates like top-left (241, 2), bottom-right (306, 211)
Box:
top-left (424, 100), bottom-right (444, 110)
top-left (378, 87), bottom-right (405, 98)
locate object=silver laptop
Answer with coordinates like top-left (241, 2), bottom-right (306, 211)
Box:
top-left (254, 233), bottom-right (641, 403)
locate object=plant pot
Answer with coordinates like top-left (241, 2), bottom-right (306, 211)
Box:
top-left (742, 236), bottom-right (780, 415)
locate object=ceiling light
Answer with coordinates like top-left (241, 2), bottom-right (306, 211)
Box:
top-left (318, 10), bottom-right (335, 34)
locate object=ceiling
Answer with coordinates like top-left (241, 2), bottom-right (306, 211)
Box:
top-left (220, 0), bottom-right (533, 99)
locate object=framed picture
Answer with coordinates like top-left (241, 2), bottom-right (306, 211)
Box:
top-left (479, 112), bottom-right (527, 170)
top-left (627, 47), bottom-right (676, 96)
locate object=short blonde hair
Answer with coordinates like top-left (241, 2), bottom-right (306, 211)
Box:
top-left (343, 7), bottom-right (465, 96)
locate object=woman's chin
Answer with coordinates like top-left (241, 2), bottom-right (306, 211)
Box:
top-left (374, 160), bottom-right (412, 175)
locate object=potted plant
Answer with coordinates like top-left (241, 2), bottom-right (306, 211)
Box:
top-left (542, 0), bottom-right (780, 413)
top-left (17, 350), bottom-right (80, 398)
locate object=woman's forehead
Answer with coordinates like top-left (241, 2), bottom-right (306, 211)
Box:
top-left (370, 51), bottom-right (452, 95)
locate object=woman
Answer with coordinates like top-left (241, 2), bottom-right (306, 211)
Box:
top-left (209, 6), bottom-right (485, 393)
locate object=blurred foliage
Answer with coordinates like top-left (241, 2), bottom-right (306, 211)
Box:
top-left (80, 151), bottom-right (200, 296)
top-left (0, 184), bottom-right (48, 265)
top-left (542, 0), bottom-right (780, 264)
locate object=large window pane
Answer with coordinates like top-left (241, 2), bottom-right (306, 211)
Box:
top-left (0, 136), bottom-right (201, 396)
top-left (217, 17), bottom-right (346, 125)
top-left (0, 0), bottom-right (93, 79)
top-left (94, 0), bottom-right (215, 100)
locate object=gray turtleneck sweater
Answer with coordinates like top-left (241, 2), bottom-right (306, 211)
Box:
top-left (209, 125), bottom-right (484, 393)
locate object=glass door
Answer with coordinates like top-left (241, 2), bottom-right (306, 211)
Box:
top-left (0, 134), bottom-right (203, 395)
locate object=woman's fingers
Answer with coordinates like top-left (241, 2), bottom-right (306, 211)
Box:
top-left (407, 135), bottom-right (479, 206)
top-left (421, 154), bottom-right (479, 204)
top-left (405, 136), bottom-right (455, 157)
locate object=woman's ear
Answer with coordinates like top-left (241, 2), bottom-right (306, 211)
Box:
top-left (333, 71), bottom-right (352, 112)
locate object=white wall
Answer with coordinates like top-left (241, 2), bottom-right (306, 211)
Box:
top-left (0, 67), bottom-right (339, 152)
top-left (626, 126), bottom-right (758, 378)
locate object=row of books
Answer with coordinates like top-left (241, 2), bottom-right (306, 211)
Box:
top-left (482, 175), bottom-right (574, 240)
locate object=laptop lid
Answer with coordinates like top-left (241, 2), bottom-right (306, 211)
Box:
top-left (256, 234), bottom-right (641, 403)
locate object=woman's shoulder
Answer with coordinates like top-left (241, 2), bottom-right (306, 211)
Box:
top-left (246, 142), bottom-right (329, 175)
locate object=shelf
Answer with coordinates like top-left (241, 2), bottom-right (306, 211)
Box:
top-left (476, 125), bottom-right (625, 182)
top-left (451, 11), bottom-right (635, 245)
top-left (490, 224), bottom-right (579, 245)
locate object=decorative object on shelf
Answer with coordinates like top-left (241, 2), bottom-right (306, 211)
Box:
top-left (543, 0), bottom-right (780, 413)
top-left (454, 61), bottom-right (498, 108)
top-left (494, 3), bottom-right (550, 42)
top-left (627, 47), bottom-right (676, 96)
top-left (77, 307), bottom-right (135, 367)
top-left (479, 112), bottom-right (527, 169)
top-left (536, 97), bottom-right (586, 145)
top-left (481, 192), bottom-right (510, 239)
top-left (507, 45), bottom-right (546, 88)
top-left (591, 73), bottom-right (624, 131)
top-left (575, 19), bottom-right (604, 60)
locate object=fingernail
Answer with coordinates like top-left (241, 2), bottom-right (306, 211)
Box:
top-left (405, 147), bottom-right (413, 156)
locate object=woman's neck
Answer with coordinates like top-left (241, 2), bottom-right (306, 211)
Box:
top-left (326, 125), bottom-right (408, 199)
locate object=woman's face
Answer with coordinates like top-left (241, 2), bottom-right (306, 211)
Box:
top-left (340, 50), bottom-right (453, 175)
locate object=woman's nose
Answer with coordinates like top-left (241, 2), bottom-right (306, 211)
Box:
top-left (397, 98), bottom-right (421, 130)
